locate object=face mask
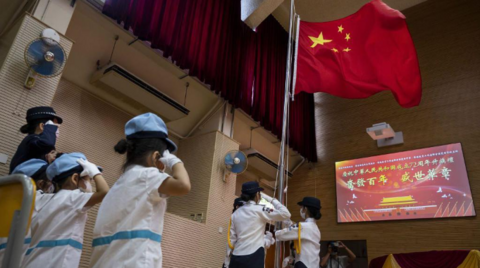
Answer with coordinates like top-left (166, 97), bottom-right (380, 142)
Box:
top-left (79, 180), bottom-right (93, 193)
top-left (300, 208), bottom-right (306, 219)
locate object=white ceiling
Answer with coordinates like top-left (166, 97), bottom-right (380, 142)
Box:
top-left (272, 0), bottom-right (428, 29)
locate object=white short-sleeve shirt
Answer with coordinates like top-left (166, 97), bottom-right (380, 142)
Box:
top-left (326, 255), bottom-right (349, 268)
top-left (89, 165), bottom-right (169, 268)
top-left (22, 189), bottom-right (93, 268)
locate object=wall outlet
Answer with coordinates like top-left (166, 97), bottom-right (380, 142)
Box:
top-left (196, 213), bottom-right (204, 223)
top-left (219, 227), bottom-right (223, 234)
top-left (0, 153), bottom-right (9, 164)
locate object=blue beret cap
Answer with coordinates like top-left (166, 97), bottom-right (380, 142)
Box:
top-left (125, 113), bottom-right (177, 152)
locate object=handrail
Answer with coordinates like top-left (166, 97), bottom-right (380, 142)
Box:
top-left (0, 174), bottom-right (35, 268)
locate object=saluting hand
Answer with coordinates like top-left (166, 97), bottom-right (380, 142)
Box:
top-left (261, 192), bottom-right (273, 202)
top-left (160, 150), bottom-right (182, 170)
top-left (77, 159), bottom-right (102, 178)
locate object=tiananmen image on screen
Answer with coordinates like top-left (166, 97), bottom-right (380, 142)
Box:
top-left (335, 143), bottom-right (475, 223)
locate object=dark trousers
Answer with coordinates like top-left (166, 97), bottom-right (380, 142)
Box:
top-left (230, 247), bottom-right (265, 268)
top-left (294, 261), bottom-right (308, 268)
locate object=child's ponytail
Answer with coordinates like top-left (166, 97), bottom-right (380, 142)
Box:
top-left (20, 124), bottom-right (31, 134)
top-left (114, 138), bottom-right (167, 171)
top-left (114, 139), bottom-right (130, 154)
top-left (307, 206), bottom-right (322, 220)
top-left (19, 119), bottom-right (49, 135)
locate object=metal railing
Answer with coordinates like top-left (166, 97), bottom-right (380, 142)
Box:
top-left (0, 174), bottom-right (35, 268)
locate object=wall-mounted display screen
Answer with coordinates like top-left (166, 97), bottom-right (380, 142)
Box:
top-left (335, 143), bottom-right (475, 223)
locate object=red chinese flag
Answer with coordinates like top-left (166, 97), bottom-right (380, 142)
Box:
top-left (295, 0), bottom-right (422, 108)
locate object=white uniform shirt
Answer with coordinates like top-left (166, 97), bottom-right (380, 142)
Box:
top-left (224, 232), bottom-right (275, 267)
top-left (276, 218), bottom-right (321, 268)
top-left (22, 189), bottom-right (93, 268)
top-left (0, 236), bottom-right (31, 266)
top-left (326, 255), bottom-right (349, 268)
top-left (89, 165), bottom-right (169, 268)
top-left (230, 199), bottom-right (290, 256)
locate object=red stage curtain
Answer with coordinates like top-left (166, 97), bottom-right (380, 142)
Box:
top-left (369, 250), bottom-right (472, 268)
top-left (102, 0), bottom-right (318, 161)
top-left (393, 250), bottom-right (470, 268)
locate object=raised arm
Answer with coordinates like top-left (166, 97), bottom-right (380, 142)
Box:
top-left (158, 151), bottom-right (191, 196)
top-left (275, 224), bottom-right (300, 242)
top-left (259, 193), bottom-right (291, 222)
top-left (77, 159), bottom-right (109, 207)
top-left (320, 246), bottom-right (332, 267)
top-left (320, 255), bottom-right (330, 267)
top-left (84, 174), bottom-right (110, 207)
top-left (28, 122), bottom-right (57, 151)
top-left (339, 241), bottom-right (356, 263)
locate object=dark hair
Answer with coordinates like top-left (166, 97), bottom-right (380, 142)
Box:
top-left (233, 201), bottom-right (246, 213)
top-left (20, 119), bottom-right (49, 134)
top-left (55, 152), bottom-right (65, 159)
top-left (31, 166), bottom-right (48, 182)
top-left (240, 192), bottom-right (257, 202)
top-left (114, 138), bottom-right (168, 171)
top-left (233, 203), bottom-right (238, 213)
top-left (53, 174), bottom-right (73, 193)
top-left (306, 206), bottom-right (322, 220)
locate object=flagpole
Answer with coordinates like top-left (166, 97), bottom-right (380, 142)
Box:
top-left (274, 0), bottom-right (295, 267)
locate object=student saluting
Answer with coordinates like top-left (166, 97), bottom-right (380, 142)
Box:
top-left (1, 159), bottom-right (51, 265)
top-left (228, 181), bottom-right (291, 268)
top-left (89, 113), bottom-right (191, 268)
top-left (22, 153), bottom-right (109, 268)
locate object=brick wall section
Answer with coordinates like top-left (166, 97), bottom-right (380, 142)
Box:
top-left (0, 15), bottom-right (73, 176)
top-left (167, 132), bottom-right (215, 220)
top-left (163, 132), bottom-right (239, 268)
top-left (52, 79), bottom-right (240, 267)
top-left (287, 0), bottom-right (480, 261)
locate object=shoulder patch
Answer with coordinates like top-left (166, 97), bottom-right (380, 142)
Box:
top-left (262, 207), bottom-right (275, 213)
top-left (288, 223), bottom-right (299, 231)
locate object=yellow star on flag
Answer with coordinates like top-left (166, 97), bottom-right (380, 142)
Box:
top-left (345, 33), bottom-right (351, 41)
top-left (309, 32), bottom-right (332, 48)
top-left (332, 48), bottom-right (339, 53)
top-left (343, 47), bottom-right (351, 52)
top-left (338, 25), bottom-right (344, 33)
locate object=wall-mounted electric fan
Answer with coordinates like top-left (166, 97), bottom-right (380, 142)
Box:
top-left (24, 35), bottom-right (66, 89)
top-left (224, 150), bottom-right (248, 181)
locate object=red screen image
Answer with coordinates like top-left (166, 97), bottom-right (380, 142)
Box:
top-left (335, 143), bottom-right (475, 223)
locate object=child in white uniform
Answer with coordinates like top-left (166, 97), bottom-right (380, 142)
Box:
top-left (223, 198), bottom-right (276, 268)
top-left (89, 113), bottom-right (191, 268)
top-left (0, 159), bottom-right (50, 265)
top-left (22, 153), bottom-right (109, 268)
top-left (276, 197), bottom-right (322, 268)
top-left (229, 181), bottom-right (291, 268)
